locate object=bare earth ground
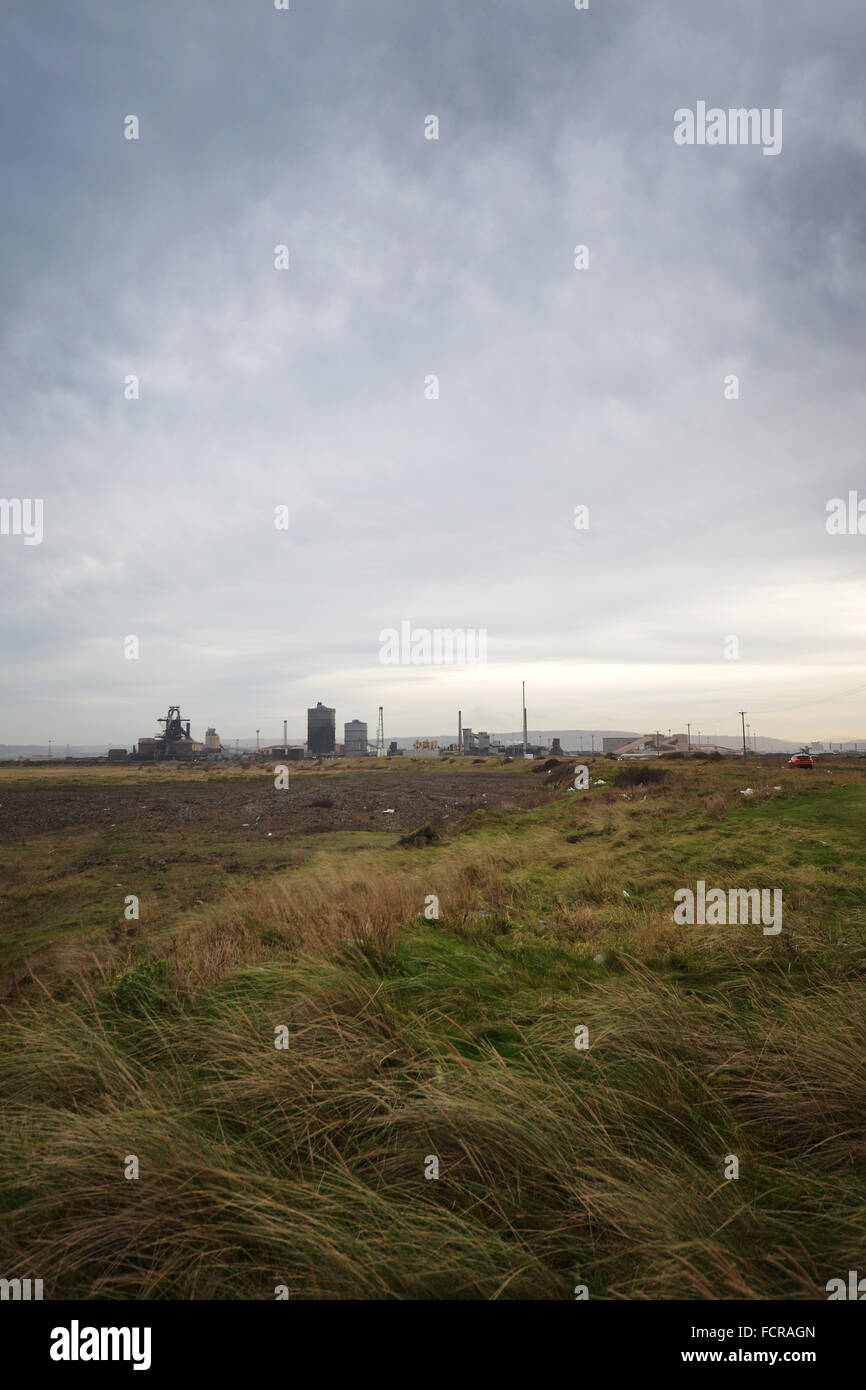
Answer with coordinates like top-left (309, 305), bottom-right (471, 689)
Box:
top-left (0, 761), bottom-right (555, 989)
top-left (0, 765), bottom-right (547, 839)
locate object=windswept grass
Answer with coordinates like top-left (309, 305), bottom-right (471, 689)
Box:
top-left (1, 758), bottom-right (864, 1298)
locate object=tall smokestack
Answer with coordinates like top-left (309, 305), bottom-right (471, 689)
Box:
top-left (458, 709), bottom-right (462, 754)
top-left (283, 719), bottom-right (287, 755)
top-left (522, 681), bottom-right (528, 758)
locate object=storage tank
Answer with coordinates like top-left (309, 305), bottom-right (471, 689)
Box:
top-left (344, 719), bottom-right (367, 757)
top-left (308, 702), bottom-right (336, 756)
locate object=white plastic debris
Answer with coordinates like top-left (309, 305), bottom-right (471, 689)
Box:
top-left (383, 808), bottom-right (395, 814)
top-left (593, 779), bottom-right (607, 785)
top-left (622, 890), bottom-right (631, 899)
top-left (740, 789), bottom-right (754, 796)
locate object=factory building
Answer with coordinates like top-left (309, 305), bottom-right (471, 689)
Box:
top-left (613, 733), bottom-right (698, 758)
top-left (344, 719), bottom-right (368, 758)
top-left (405, 739), bottom-right (440, 758)
top-left (603, 736), bottom-right (636, 755)
top-left (204, 727), bottom-right (220, 751)
top-left (307, 702), bottom-right (336, 757)
top-left (135, 705), bottom-right (202, 760)
top-left (461, 729), bottom-right (503, 756)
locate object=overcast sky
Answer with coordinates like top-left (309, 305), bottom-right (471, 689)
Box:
top-left (1, 0), bottom-right (865, 746)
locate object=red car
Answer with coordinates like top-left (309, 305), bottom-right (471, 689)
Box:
top-left (788, 753), bottom-right (813, 768)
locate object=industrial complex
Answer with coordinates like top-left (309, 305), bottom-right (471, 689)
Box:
top-left (11, 687), bottom-right (820, 767)
top-left (90, 700), bottom-right (749, 766)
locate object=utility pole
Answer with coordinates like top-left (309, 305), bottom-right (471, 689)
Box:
top-left (739, 710), bottom-right (747, 759)
top-left (522, 681), bottom-right (528, 758)
top-left (48, 738), bottom-right (52, 760)
top-left (256, 728), bottom-right (260, 751)
top-left (687, 723), bottom-right (691, 752)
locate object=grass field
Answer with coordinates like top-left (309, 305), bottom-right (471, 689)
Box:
top-left (1, 755), bottom-right (864, 1299)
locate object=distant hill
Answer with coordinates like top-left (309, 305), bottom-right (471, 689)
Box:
top-left (0, 744), bottom-right (119, 758)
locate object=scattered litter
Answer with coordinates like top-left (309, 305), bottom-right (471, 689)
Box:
top-left (383, 808), bottom-right (395, 814)
top-left (593, 953), bottom-right (605, 964)
top-left (593, 779), bottom-right (607, 785)
top-left (622, 890), bottom-right (631, 899)
top-left (739, 789), bottom-right (754, 796)
top-left (538, 919), bottom-right (548, 925)
top-left (266, 832), bottom-right (273, 837)
top-left (567, 787), bottom-right (576, 793)
top-left (773, 785), bottom-right (782, 791)
top-left (242, 822), bottom-right (249, 826)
